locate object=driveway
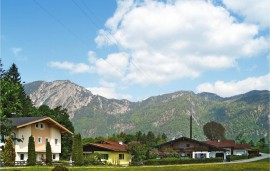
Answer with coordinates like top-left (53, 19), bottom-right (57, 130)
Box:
top-left (222, 153), bottom-right (270, 164)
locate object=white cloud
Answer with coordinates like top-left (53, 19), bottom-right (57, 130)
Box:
top-left (11, 47), bottom-right (22, 56)
top-left (95, 0), bottom-right (268, 85)
top-left (95, 52), bottom-right (129, 79)
top-left (49, 61), bottom-right (94, 74)
top-left (196, 73), bottom-right (270, 97)
top-left (222, 0), bottom-right (270, 29)
top-left (87, 80), bottom-right (132, 100)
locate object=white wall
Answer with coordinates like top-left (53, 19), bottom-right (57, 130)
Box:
top-left (14, 126), bottom-right (32, 161)
top-left (50, 126), bottom-right (61, 154)
top-left (233, 149), bottom-right (248, 156)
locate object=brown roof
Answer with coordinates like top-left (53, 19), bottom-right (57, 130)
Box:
top-left (85, 140), bottom-right (128, 152)
top-left (205, 140), bottom-right (236, 148)
top-left (157, 137), bottom-right (226, 151)
top-left (10, 117), bottom-right (73, 134)
top-left (205, 140), bottom-right (251, 149)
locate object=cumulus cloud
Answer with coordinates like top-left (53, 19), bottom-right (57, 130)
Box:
top-left (196, 73), bottom-right (270, 97)
top-left (222, 0), bottom-right (270, 29)
top-left (49, 61), bottom-right (94, 74)
top-left (87, 80), bottom-right (132, 100)
top-left (95, 0), bottom-right (268, 85)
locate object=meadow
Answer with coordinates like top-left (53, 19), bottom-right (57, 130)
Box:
top-left (1, 158), bottom-right (269, 171)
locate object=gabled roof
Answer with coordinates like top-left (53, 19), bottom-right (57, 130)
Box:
top-left (84, 140), bottom-right (127, 152)
top-left (157, 136), bottom-right (225, 151)
top-left (9, 117), bottom-right (73, 134)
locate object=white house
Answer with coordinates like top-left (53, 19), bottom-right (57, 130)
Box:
top-left (205, 140), bottom-right (251, 156)
top-left (1, 117), bottom-right (73, 162)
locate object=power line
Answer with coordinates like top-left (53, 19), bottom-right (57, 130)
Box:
top-left (32, 0), bottom-right (88, 48)
top-left (73, 0), bottom-right (153, 82)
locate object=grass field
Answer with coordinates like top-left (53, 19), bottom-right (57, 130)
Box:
top-left (1, 158), bottom-right (269, 171)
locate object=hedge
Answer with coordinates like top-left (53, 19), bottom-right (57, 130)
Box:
top-left (144, 157), bottom-right (223, 165)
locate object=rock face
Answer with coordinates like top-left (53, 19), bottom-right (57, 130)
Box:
top-left (24, 80), bottom-right (269, 141)
top-left (25, 80), bottom-right (93, 119)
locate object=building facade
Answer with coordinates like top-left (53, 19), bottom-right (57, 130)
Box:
top-left (83, 140), bottom-right (132, 165)
top-left (2, 117), bottom-right (73, 162)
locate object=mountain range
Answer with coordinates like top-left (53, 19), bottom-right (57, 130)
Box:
top-left (24, 80), bottom-right (269, 141)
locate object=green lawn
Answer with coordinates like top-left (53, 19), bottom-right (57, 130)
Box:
top-left (1, 158), bottom-right (269, 171)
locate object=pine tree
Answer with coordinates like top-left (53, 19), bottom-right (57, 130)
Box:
top-left (27, 135), bottom-right (36, 166)
top-left (6, 63), bottom-right (34, 117)
top-left (3, 136), bottom-right (15, 166)
top-left (46, 142), bottom-right (52, 165)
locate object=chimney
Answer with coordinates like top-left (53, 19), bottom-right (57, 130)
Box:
top-left (190, 115), bottom-right (192, 139)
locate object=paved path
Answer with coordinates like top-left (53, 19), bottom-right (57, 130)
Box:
top-left (222, 153), bottom-right (270, 164)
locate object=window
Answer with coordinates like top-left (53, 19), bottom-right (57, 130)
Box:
top-left (40, 124), bottom-right (44, 129)
top-left (35, 123), bottom-right (39, 128)
top-left (119, 154), bottom-right (124, 160)
top-left (38, 137), bottom-right (42, 144)
top-left (53, 154), bottom-right (56, 160)
top-left (20, 154), bottom-right (24, 160)
top-left (186, 144), bottom-right (190, 147)
top-left (55, 139), bottom-right (58, 145)
top-left (101, 154), bottom-right (109, 160)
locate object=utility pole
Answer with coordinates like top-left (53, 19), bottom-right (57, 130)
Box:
top-left (190, 115), bottom-right (192, 139)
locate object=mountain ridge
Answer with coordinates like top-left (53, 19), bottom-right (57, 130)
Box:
top-left (24, 80), bottom-right (269, 141)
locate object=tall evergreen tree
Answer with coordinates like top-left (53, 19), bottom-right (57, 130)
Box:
top-left (3, 136), bottom-right (15, 166)
top-left (46, 142), bottom-right (52, 165)
top-left (72, 134), bottom-right (83, 165)
top-left (77, 134), bottom-right (83, 166)
top-left (27, 135), bottom-right (36, 166)
top-left (6, 63), bottom-right (34, 117)
top-left (72, 134), bottom-right (78, 165)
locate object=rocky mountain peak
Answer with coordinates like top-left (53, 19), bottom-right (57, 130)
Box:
top-left (24, 80), bottom-right (93, 119)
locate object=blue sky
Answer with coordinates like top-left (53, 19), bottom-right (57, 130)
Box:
top-left (2, 0), bottom-right (269, 101)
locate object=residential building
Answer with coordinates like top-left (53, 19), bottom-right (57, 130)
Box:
top-left (83, 140), bottom-right (131, 165)
top-left (156, 137), bottom-right (226, 159)
top-left (1, 117), bottom-right (73, 162)
top-left (205, 140), bottom-right (251, 156)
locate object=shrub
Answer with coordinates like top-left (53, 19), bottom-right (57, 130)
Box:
top-left (83, 153), bottom-right (101, 165)
top-left (52, 165), bottom-right (69, 171)
top-left (144, 157), bottom-right (223, 165)
top-left (229, 155), bottom-right (248, 161)
top-left (3, 136), bottom-right (15, 166)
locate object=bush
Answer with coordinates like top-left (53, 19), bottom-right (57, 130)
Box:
top-left (229, 155), bottom-right (248, 161)
top-left (144, 158), bottom-right (223, 165)
top-left (83, 154), bottom-right (101, 165)
top-left (52, 165), bottom-right (69, 171)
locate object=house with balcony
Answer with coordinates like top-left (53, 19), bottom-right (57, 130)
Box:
top-left (156, 137), bottom-right (226, 159)
top-left (1, 117), bottom-right (73, 162)
top-left (205, 140), bottom-right (251, 156)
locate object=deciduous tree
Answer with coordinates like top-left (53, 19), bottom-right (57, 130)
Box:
top-left (203, 121), bottom-right (225, 140)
